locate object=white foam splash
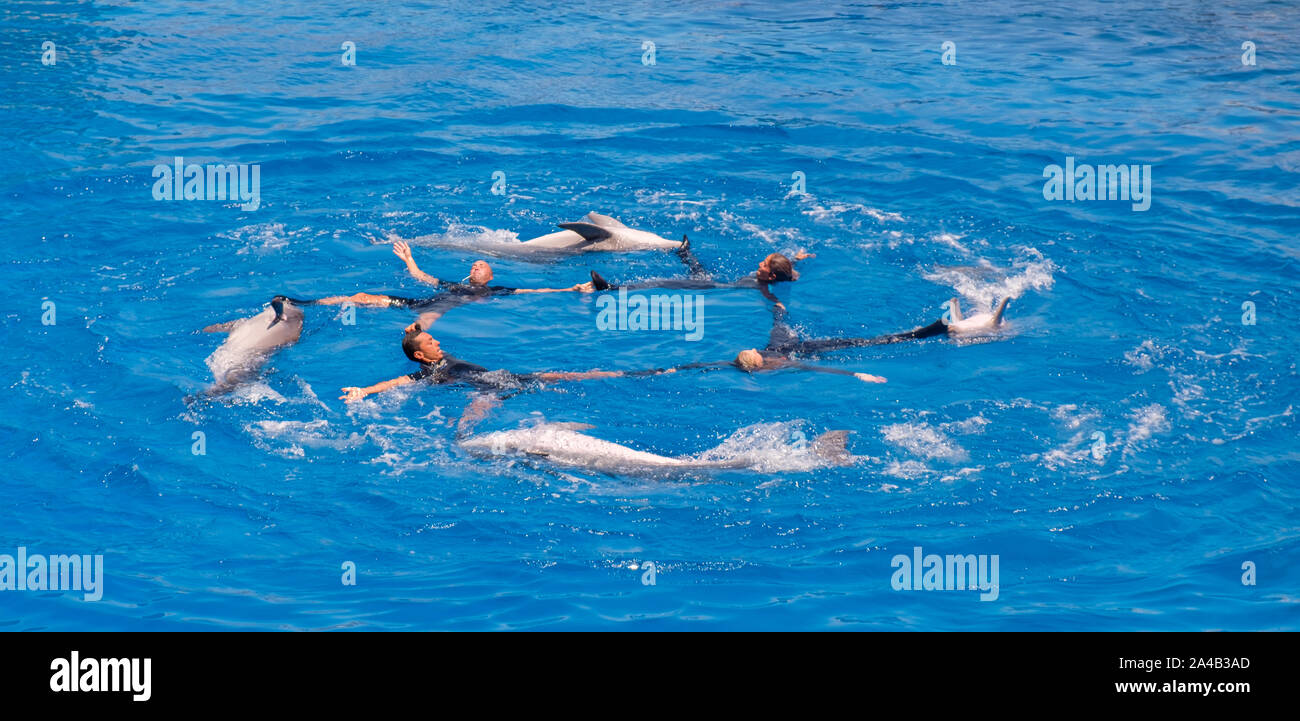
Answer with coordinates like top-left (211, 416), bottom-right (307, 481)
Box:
top-left (387, 224), bottom-right (524, 255)
top-left (800, 200), bottom-right (904, 225)
top-left (882, 460), bottom-right (935, 479)
top-left (923, 248), bottom-right (1057, 311)
top-left (1123, 339), bottom-right (1163, 373)
top-left (221, 222), bottom-right (299, 255)
top-left (247, 419), bottom-right (367, 458)
top-left (881, 422), bottom-right (968, 462)
top-left (1125, 404), bottom-right (1170, 445)
top-left (1051, 404), bottom-right (1101, 430)
top-left (689, 421), bottom-right (861, 472)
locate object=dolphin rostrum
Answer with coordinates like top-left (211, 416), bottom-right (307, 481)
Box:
top-left (459, 422), bottom-right (856, 477)
top-left (201, 296), bottom-right (307, 396)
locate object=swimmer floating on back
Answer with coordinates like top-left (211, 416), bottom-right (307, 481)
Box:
top-left (530, 297), bottom-right (1010, 383)
top-left (589, 238), bottom-right (814, 313)
top-left (315, 241), bottom-right (597, 327)
top-left (339, 324), bottom-right (623, 403)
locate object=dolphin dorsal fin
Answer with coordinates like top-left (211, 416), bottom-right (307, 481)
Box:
top-left (582, 212), bottom-right (627, 229)
top-left (558, 222), bottom-right (613, 242)
top-left (810, 430), bottom-right (853, 466)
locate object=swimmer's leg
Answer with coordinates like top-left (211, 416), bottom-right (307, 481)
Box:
top-left (676, 235), bottom-right (710, 278)
top-left (793, 319), bottom-right (951, 353)
top-left (766, 315), bottom-right (801, 353)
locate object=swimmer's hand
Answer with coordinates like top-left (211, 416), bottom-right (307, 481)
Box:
top-left (853, 373), bottom-right (886, 384)
top-left (340, 387), bottom-right (367, 402)
top-left (394, 241), bottom-right (439, 286)
top-left (572, 281), bottom-right (595, 293)
top-left (794, 251), bottom-right (815, 261)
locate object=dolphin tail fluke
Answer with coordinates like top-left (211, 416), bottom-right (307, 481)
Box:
top-left (948, 297), bottom-right (964, 322)
top-left (810, 430), bottom-right (853, 466)
top-left (558, 222), bottom-right (613, 242)
top-left (991, 297), bottom-right (1010, 326)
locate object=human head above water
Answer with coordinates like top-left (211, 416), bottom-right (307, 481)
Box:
top-left (402, 326), bottom-right (444, 364)
top-left (734, 348), bottom-right (765, 372)
top-left (468, 259), bottom-right (493, 285)
top-left (757, 253), bottom-right (797, 284)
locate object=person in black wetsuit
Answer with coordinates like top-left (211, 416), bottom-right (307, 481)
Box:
top-left (588, 239), bottom-right (814, 312)
top-left (718, 302), bottom-right (951, 377)
top-left (338, 325), bottom-right (624, 404)
top-left (759, 304), bottom-right (948, 356)
top-left (542, 304), bottom-right (957, 384)
top-left (314, 242), bottom-right (596, 327)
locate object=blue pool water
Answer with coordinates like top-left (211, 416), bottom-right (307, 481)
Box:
top-left (2, 0), bottom-right (1297, 630)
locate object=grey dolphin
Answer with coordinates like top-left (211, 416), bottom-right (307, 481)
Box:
top-left (201, 296), bottom-right (305, 396)
top-left (525, 211), bottom-right (682, 252)
top-left (395, 212), bottom-right (682, 258)
top-left (459, 422), bottom-right (855, 477)
top-left (945, 297), bottom-right (1010, 336)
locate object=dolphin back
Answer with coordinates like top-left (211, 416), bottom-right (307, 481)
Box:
top-left (203, 300), bottom-right (304, 396)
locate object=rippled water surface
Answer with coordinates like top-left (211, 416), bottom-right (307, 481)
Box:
top-left (1, 0), bottom-right (1297, 630)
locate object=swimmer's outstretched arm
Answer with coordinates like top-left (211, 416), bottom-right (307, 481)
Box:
top-left (788, 362), bottom-right (885, 383)
top-left (315, 292), bottom-right (399, 307)
top-left (457, 392), bottom-right (500, 435)
top-left (340, 375), bottom-right (415, 403)
top-left (392, 241), bottom-right (440, 286)
top-left (513, 281), bottom-right (596, 294)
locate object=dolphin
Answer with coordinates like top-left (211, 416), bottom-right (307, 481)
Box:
top-left (459, 422), bottom-right (856, 477)
top-left (394, 212), bottom-right (682, 258)
top-left (200, 296), bottom-right (306, 396)
top-left (945, 297), bottom-right (1010, 336)
top-left (522, 211), bottom-right (682, 252)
